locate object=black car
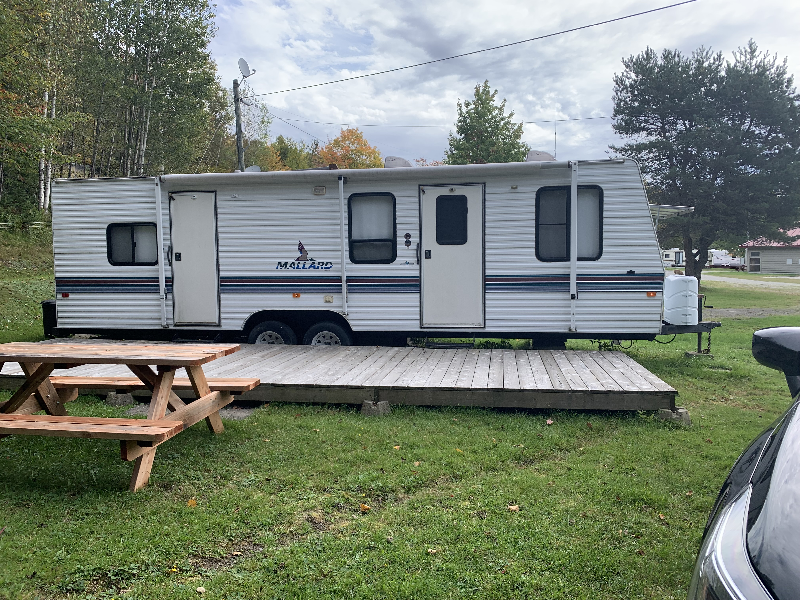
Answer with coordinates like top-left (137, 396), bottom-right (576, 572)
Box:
top-left (688, 327), bottom-right (800, 600)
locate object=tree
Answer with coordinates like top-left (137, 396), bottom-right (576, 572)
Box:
top-left (445, 81), bottom-right (529, 165)
top-left (272, 135), bottom-right (317, 171)
top-left (318, 128), bottom-right (382, 169)
top-left (612, 42), bottom-right (800, 280)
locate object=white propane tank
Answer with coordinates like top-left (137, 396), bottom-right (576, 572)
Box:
top-left (663, 274), bottom-right (699, 325)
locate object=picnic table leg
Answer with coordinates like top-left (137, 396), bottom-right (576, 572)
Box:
top-left (129, 367), bottom-right (175, 492)
top-left (20, 362), bottom-right (67, 416)
top-left (0, 362), bottom-right (59, 415)
top-left (186, 365), bottom-right (224, 434)
top-left (127, 364), bottom-right (187, 411)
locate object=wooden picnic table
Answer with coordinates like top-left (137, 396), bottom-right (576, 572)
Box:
top-left (0, 342), bottom-right (257, 491)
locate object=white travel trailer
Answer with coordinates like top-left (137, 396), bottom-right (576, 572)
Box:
top-left (50, 158), bottom-right (668, 346)
top-left (661, 248), bottom-right (685, 267)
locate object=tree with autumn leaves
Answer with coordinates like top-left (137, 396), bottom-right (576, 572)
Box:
top-left (318, 128), bottom-right (382, 169)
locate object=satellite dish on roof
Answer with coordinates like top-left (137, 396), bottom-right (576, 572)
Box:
top-left (238, 58), bottom-right (255, 79)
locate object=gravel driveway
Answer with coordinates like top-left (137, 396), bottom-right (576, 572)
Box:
top-left (701, 273), bottom-right (800, 289)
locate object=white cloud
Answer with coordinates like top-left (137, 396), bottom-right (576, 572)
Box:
top-left (211, 0), bottom-right (800, 162)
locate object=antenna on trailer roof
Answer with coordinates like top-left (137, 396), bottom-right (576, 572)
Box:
top-left (234, 58), bottom-right (257, 172)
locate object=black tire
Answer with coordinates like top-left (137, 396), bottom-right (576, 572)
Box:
top-left (248, 320), bottom-right (297, 345)
top-left (303, 322), bottom-right (352, 346)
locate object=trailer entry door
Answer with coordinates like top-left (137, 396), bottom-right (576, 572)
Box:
top-left (420, 184), bottom-right (484, 328)
top-left (170, 191), bottom-right (220, 325)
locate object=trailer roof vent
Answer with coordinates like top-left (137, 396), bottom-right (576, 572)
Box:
top-left (526, 150), bottom-right (556, 162)
top-left (385, 156), bottom-right (413, 168)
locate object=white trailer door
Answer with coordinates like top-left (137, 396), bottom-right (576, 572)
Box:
top-left (420, 184), bottom-right (484, 328)
top-left (170, 191), bottom-right (220, 325)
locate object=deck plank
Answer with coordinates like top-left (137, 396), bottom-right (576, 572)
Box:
top-left (349, 347), bottom-right (413, 386)
top-left (439, 350), bottom-right (471, 388)
top-left (527, 351), bottom-right (554, 389)
top-left (333, 347), bottom-right (395, 386)
top-left (589, 353), bottom-right (642, 392)
top-left (272, 346), bottom-right (330, 385)
top-left (374, 348), bottom-right (425, 386)
top-left (287, 347), bottom-right (357, 386)
top-left (471, 349), bottom-right (493, 389)
top-left (455, 350), bottom-right (481, 389)
top-left (409, 350), bottom-right (452, 388)
top-left (514, 351), bottom-right (535, 389)
top-left (395, 349), bottom-right (439, 387)
top-left (604, 352), bottom-right (657, 391)
top-left (487, 349), bottom-right (505, 389)
top-left (539, 351), bottom-right (571, 390)
top-left (502, 350), bottom-right (520, 390)
top-left (579, 353), bottom-right (624, 392)
top-left (614, 353), bottom-right (676, 392)
top-left (562, 351), bottom-right (605, 391)
top-left (423, 349), bottom-right (458, 387)
top-left (551, 351), bottom-right (587, 390)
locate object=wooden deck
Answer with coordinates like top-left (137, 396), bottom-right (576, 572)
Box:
top-left (1, 344), bottom-right (676, 411)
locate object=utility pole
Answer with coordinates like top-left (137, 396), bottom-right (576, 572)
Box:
top-left (233, 78), bottom-right (245, 172)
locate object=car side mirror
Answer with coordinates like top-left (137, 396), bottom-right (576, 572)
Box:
top-left (753, 327), bottom-right (800, 399)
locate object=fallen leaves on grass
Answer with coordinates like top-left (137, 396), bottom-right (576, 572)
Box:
top-left (508, 505), bottom-right (520, 512)
top-left (455, 448), bottom-right (463, 453)
top-left (686, 491), bottom-right (694, 497)
top-left (359, 503), bottom-right (371, 513)
top-left (546, 419), bottom-right (554, 425)
top-left (427, 548), bottom-right (437, 555)
top-left (187, 499), bottom-right (197, 508)
top-left (393, 445), bottom-right (400, 450)
top-left (413, 461), bottom-right (420, 467)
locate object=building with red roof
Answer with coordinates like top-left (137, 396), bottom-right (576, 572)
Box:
top-left (740, 227), bottom-right (800, 274)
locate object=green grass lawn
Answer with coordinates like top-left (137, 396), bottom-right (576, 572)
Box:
top-left (0, 232), bottom-right (798, 599)
top-left (701, 269), bottom-right (799, 283)
top-left (0, 230), bottom-right (54, 343)
top-left (698, 280), bottom-right (800, 310)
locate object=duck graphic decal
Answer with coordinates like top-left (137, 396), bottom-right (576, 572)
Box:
top-left (296, 241), bottom-right (314, 261)
top-left (276, 242), bottom-right (332, 270)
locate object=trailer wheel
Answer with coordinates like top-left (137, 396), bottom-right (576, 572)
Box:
top-left (248, 320), bottom-right (297, 345)
top-left (303, 322), bottom-right (352, 346)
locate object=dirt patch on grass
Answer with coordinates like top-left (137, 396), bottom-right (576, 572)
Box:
top-left (190, 539), bottom-right (265, 571)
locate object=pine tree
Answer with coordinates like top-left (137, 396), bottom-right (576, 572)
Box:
top-left (445, 81), bottom-right (529, 165)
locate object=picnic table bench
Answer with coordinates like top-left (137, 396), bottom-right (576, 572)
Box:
top-left (0, 342), bottom-right (259, 491)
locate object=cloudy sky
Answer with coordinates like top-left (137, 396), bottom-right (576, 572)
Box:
top-left (210, 0), bottom-right (800, 164)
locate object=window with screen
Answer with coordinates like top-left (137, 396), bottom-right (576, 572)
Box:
top-left (107, 223), bottom-right (158, 266)
top-left (535, 186), bottom-right (603, 262)
top-left (435, 194), bottom-right (469, 245)
top-left (348, 193), bottom-right (396, 263)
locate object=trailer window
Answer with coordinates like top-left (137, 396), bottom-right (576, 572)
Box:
top-left (107, 223), bottom-right (158, 266)
top-left (348, 193), bottom-right (396, 263)
top-left (535, 186), bottom-right (603, 262)
top-left (435, 195), bottom-right (468, 245)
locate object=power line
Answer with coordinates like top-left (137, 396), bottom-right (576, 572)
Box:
top-left (269, 113), bottom-right (322, 142)
top-left (266, 103), bottom-right (612, 128)
top-left (525, 116), bottom-right (611, 124)
top-left (252, 0), bottom-right (697, 96)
